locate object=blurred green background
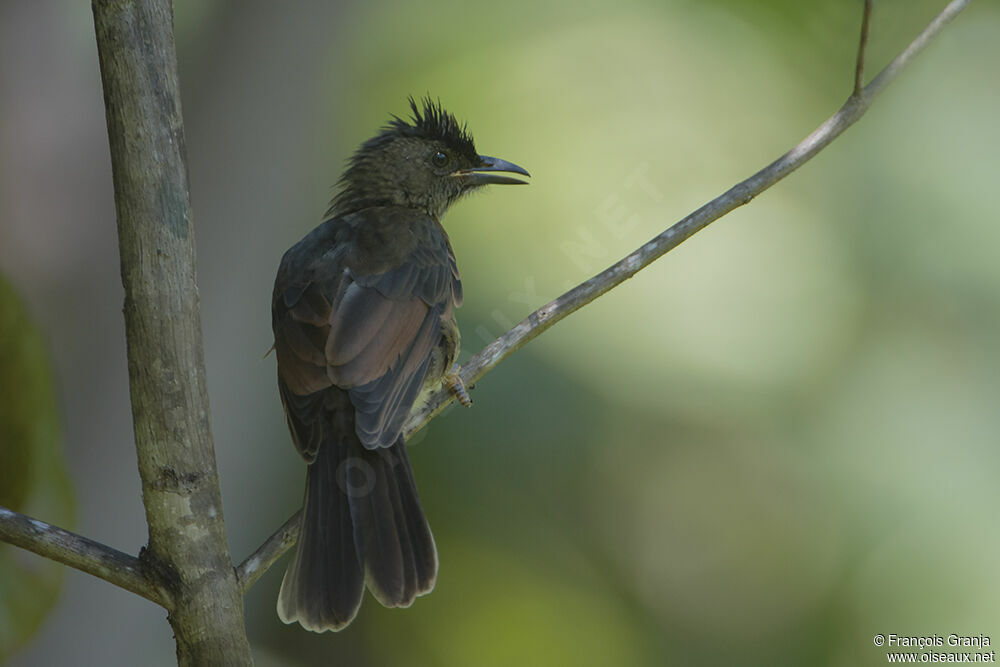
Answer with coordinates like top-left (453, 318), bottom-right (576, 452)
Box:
top-left (2, 0), bottom-right (998, 665)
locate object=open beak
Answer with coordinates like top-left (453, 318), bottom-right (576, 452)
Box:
top-left (455, 154), bottom-right (530, 186)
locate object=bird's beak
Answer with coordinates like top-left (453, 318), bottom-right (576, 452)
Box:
top-left (455, 155), bottom-right (530, 186)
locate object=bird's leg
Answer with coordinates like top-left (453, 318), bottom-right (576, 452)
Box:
top-left (445, 366), bottom-right (473, 407)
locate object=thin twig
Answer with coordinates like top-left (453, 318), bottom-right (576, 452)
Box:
top-left (237, 0), bottom-right (972, 589)
top-left (0, 505), bottom-right (166, 606)
top-left (235, 511), bottom-right (300, 593)
top-left (855, 0), bottom-right (874, 95)
top-left (863, 0), bottom-right (968, 100)
top-left (405, 0), bottom-right (972, 437)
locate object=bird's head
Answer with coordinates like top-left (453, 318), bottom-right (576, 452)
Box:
top-left (329, 97), bottom-right (529, 218)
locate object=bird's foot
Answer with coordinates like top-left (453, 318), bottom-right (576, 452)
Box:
top-left (446, 369), bottom-right (473, 407)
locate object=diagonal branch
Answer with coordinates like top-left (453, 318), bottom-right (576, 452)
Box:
top-left (0, 505), bottom-right (165, 606)
top-left (236, 0), bottom-right (972, 591)
top-left (235, 511), bottom-right (300, 593)
top-left (404, 0), bottom-right (972, 436)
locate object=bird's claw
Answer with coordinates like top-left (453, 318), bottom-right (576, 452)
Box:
top-left (446, 371), bottom-right (472, 407)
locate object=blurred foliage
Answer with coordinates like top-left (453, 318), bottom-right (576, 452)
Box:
top-left (0, 277), bottom-right (75, 661)
top-left (2, 0), bottom-right (998, 664)
top-left (246, 1), bottom-right (999, 665)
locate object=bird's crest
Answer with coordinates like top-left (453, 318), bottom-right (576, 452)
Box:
top-left (384, 96), bottom-right (477, 159)
top-left (328, 97), bottom-right (480, 216)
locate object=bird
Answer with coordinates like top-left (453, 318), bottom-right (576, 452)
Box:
top-left (271, 97), bottom-right (529, 632)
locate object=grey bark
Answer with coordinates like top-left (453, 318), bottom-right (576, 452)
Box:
top-left (91, 0), bottom-right (253, 663)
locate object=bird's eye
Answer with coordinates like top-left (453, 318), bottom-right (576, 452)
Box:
top-left (431, 151), bottom-right (449, 168)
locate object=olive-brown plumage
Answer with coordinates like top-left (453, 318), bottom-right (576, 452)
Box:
top-left (272, 98), bottom-right (528, 631)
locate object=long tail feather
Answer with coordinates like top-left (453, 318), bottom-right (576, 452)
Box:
top-left (277, 416), bottom-right (437, 632)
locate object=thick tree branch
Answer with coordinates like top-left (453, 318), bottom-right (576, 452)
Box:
top-left (91, 0), bottom-right (252, 663)
top-left (0, 506), bottom-right (165, 605)
top-left (237, 0), bottom-right (972, 589)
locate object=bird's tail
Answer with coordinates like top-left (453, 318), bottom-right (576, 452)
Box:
top-left (277, 431), bottom-right (438, 632)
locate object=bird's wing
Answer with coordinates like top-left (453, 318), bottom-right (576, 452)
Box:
top-left (273, 210), bottom-right (460, 458)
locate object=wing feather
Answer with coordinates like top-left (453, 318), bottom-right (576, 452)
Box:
top-left (273, 208), bottom-right (461, 455)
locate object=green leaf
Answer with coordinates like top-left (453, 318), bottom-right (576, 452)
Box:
top-left (0, 276), bottom-right (75, 661)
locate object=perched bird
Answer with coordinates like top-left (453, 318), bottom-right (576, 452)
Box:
top-left (272, 97), bottom-right (529, 631)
